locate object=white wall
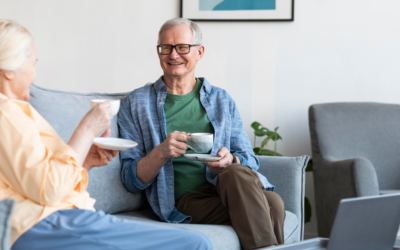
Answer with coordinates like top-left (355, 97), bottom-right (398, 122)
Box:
top-left (2, 0), bottom-right (400, 237)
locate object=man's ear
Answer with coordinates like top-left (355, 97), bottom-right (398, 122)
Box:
top-left (196, 45), bottom-right (205, 61)
top-left (0, 70), bottom-right (15, 81)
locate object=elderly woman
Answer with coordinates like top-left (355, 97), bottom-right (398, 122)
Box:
top-left (0, 20), bottom-right (213, 250)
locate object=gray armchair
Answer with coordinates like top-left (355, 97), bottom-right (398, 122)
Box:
top-left (308, 102), bottom-right (400, 237)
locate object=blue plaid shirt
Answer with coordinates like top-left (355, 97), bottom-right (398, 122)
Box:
top-left (118, 77), bottom-right (274, 224)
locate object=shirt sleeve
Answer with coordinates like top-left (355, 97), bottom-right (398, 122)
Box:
top-left (229, 99), bottom-right (260, 171)
top-left (0, 101), bottom-right (88, 206)
top-left (118, 96), bottom-right (154, 193)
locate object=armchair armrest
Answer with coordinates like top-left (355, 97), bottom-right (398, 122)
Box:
top-left (313, 157), bottom-right (379, 237)
top-left (257, 155), bottom-right (310, 241)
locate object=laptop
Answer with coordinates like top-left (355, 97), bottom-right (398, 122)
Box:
top-left (266, 193), bottom-right (400, 250)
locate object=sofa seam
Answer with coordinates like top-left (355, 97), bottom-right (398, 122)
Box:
top-left (31, 84), bottom-right (128, 97)
top-left (300, 155), bottom-right (308, 241)
top-left (285, 222), bottom-right (299, 242)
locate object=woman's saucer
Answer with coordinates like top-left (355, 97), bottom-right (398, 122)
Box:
top-left (93, 138), bottom-right (137, 151)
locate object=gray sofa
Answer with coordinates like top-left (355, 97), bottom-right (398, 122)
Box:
top-left (309, 102), bottom-right (400, 238)
top-left (22, 84), bottom-right (309, 250)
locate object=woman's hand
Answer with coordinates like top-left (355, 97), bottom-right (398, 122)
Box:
top-left (80, 102), bottom-right (112, 138)
top-left (68, 102), bottom-right (112, 167)
top-left (83, 129), bottom-right (119, 171)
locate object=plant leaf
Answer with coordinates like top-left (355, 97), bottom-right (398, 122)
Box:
top-left (260, 134), bottom-right (274, 149)
top-left (251, 122), bottom-right (262, 131)
top-left (260, 138), bottom-right (270, 149)
top-left (270, 132), bottom-right (283, 141)
top-left (265, 131), bottom-right (274, 136)
top-left (253, 147), bottom-right (260, 155)
top-left (258, 149), bottom-right (283, 156)
top-left (255, 130), bottom-right (266, 137)
top-left (274, 126), bottom-right (279, 132)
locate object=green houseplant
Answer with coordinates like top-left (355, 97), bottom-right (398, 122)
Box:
top-left (251, 121), bottom-right (282, 156)
top-left (251, 121), bottom-right (312, 223)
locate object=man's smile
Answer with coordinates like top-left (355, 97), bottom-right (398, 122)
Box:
top-left (168, 62), bottom-right (184, 66)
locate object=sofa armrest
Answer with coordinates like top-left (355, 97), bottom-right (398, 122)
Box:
top-left (257, 155), bottom-right (309, 241)
top-left (313, 157), bottom-right (379, 237)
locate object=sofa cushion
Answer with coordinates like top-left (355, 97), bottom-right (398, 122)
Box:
top-left (113, 207), bottom-right (298, 250)
top-left (28, 84), bottom-right (145, 214)
top-left (0, 199), bottom-right (15, 250)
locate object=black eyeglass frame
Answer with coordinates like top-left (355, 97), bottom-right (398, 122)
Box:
top-left (157, 44), bottom-right (201, 55)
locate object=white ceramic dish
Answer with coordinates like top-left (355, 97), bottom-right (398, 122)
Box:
top-left (189, 133), bottom-right (214, 153)
top-left (184, 154), bottom-right (222, 163)
top-left (93, 138), bottom-right (137, 151)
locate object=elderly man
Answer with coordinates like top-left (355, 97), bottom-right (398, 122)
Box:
top-left (118, 18), bottom-right (285, 250)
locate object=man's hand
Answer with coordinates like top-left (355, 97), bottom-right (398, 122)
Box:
top-left (83, 129), bottom-right (119, 171)
top-left (204, 147), bottom-right (237, 174)
top-left (158, 131), bottom-right (189, 159)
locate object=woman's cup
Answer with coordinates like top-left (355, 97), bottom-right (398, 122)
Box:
top-left (189, 133), bottom-right (214, 153)
top-left (90, 99), bottom-right (120, 117)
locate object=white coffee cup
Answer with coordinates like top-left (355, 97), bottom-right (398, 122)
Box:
top-left (189, 133), bottom-right (214, 153)
top-left (90, 99), bottom-right (120, 117)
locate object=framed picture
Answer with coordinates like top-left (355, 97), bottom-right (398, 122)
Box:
top-left (181, 0), bottom-right (294, 21)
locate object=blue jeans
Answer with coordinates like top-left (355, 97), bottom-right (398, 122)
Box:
top-left (12, 209), bottom-right (213, 250)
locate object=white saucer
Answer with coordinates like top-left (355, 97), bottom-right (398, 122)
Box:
top-left (184, 154), bottom-right (222, 163)
top-left (93, 138), bottom-right (138, 151)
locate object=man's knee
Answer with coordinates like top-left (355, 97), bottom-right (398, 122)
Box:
top-left (220, 164), bottom-right (254, 180)
top-left (218, 164), bottom-right (260, 189)
top-left (266, 191), bottom-right (285, 214)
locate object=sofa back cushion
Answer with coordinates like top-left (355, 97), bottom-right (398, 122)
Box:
top-left (28, 84), bottom-right (145, 214)
top-left (309, 102), bottom-right (400, 190)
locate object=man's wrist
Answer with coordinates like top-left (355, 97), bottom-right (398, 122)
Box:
top-left (154, 143), bottom-right (169, 162)
top-left (231, 153), bottom-right (237, 164)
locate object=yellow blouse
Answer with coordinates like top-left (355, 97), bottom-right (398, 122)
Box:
top-left (0, 93), bottom-right (95, 245)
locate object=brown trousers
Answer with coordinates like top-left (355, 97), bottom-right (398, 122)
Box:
top-left (176, 164), bottom-right (285, 250)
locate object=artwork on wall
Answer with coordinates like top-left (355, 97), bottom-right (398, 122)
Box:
top-left (181, 0), bottom-right (294, 21)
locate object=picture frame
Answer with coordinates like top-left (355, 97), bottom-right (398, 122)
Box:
top-left (180, 0), bottom-right (294, 22)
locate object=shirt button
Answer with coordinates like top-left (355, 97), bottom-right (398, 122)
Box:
top-left (160, 99), bottom-right (163, 102)
top-left (170, 205), bottom-right (173, 209)
top-left (159, 117), bottom-right (161, 121)
top-left (207, 89), bottom-right (210, 92)
top-left (169, 186), bottom-right (172, 189)
top-left (168, 162), bottom-right (171, 166)
top-left (156, 88), bottom-right (159, 91)
top-left (164, 87), bottom-right (166, 90)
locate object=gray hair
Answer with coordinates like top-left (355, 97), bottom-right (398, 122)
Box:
top-left (157, 18), bottom-right (202, 45)
top-left (0, 19), bottom-right (33, 71)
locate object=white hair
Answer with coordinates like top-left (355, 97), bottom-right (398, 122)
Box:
top-left (157, 18), bottom-right (202, 45)
top-left (0, 19), bottom-right (33, 72)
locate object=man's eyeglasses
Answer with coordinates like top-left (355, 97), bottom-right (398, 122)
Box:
top-left (157, 44), bottom-right (201, 55)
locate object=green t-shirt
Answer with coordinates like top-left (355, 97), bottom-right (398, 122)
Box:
top-left (164, 78), bottom-right (214, 200)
